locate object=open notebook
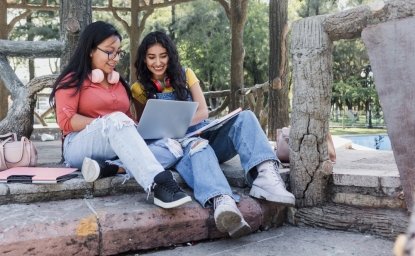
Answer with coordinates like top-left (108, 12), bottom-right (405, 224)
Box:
top-left (137, 99), bottom-right (198, 139)
top-left (184, 107), bottom-right (242, 138)
top-left (0, 167), bottom-right (78, 184)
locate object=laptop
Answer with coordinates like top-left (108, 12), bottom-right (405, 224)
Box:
top-left (137, 99), bottom-right (198, 139)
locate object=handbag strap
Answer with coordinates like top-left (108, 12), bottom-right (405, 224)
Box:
top-left (20, 136), bottom-right (33, 164)
top-left (0, 138), bottom-right (11, 170)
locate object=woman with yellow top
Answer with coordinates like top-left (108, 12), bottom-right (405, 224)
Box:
top-left (132, 31), bottom-right (295, 238)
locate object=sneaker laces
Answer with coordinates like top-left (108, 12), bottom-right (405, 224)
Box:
top-left (214, 195), bottom-right (234, 210)
top-left (261, 161), bottom-right (283, 184)
top-left (161, 178), bottom-right (182, 193)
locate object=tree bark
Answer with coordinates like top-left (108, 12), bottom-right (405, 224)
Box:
top-left (59, 0), bottom-right (92, 70)
top-left (0, 0), bottom-right (8, 121)
top-left (268, 0), bottom-right (289, 140)
top-left (0, 40), bottom-right (64, 58)
top-left (289, 15), bottom-right (333, 207)
top-left (229, 0), bottom-right (248, 110)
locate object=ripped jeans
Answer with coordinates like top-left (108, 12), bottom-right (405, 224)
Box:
top-left (63, 111), bottom-right (165, 191)
top-left (150, 110), bottom-right (277, 207)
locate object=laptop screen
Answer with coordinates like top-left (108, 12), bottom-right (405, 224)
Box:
top-left (137, 99), bottom-right (198, 139)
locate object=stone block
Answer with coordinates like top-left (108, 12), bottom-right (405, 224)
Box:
top-left (0, 198), bottom-right (99, 255)
top-left (0, 184), bottom-right (8, 196)
top-left (332, 192), bottom-right (406, 209)
top-left (333, 172), bottom-right (380, 187)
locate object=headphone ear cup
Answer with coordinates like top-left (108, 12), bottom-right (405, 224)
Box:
top-left (89, 69), bottom-right (104, 83)
top-left (107, 70), bottom-right (120, 84)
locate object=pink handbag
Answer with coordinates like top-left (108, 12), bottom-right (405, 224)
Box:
top-left (0, 133), bottom-right (38, 171)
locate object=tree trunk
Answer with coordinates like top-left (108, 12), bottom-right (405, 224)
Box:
top-left (27, 15), bottom-right (35, 80)
top-left (59, 0), bottom-right (92, 70)
top-left (289, 15), bottom-right (333, 207)
top-left (129, 1), bottom-right (141, 83)
top-left (229, 0), bottom-right (248, 110)
top-left (268, 0), bottom-right (289, 140)
top-left (0, 0), bottom-right (8, 121)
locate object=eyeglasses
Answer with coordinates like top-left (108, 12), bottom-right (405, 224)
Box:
top-left (96, 47), bottom-right (126, 60)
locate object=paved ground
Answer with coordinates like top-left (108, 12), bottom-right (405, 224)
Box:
top-left (140, 224), bottom-right (394, 256)
top-left (29, 133), bottom-right (401, 256)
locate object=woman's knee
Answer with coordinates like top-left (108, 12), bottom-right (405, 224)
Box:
top-left (187, 138), bottom-right (210, 156)
top-left (104, 111), bottom-right (135, 130)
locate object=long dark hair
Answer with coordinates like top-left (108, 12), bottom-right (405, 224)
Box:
top-left (49, 21), bottom-right (131, 107)
top-left (134, 31), bottom-right (189, 101)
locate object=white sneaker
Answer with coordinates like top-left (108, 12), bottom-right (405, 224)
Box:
top-left (81, 157), bottom-right (100, 182)
top-left (249, 161), bottom-right (295, 206)
top-left (213, 195), bottom-right (251, 238)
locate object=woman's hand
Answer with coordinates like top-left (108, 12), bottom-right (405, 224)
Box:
top-left (69, 113), bottom-right (95, 132)
top-left (189, 82), bottom-right (209, 125)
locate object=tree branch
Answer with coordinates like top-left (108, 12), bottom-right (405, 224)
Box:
top-left (112, 9), bottom-right (130, 32)
top-left (139, 10), bottom-right (155, 36)
top-left (27, 74), bottom-right (58, 95)
top-left (7, 10), bottom-right (32, 34)
top-left (213, 0), bottom-right (230, 20)
top-left (0, 54), bottom-right (24, 96)
top-left (0, 40), bottom-right (64, 58)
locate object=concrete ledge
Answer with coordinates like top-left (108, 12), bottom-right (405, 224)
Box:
top-left (0, 192), bottom-right (286, 255)
top-left (333, 169), bottom-right (400, 188)
top-left (331, 192), bottom-right (406, 209)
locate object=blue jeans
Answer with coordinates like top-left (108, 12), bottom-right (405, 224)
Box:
top-left (149, 110), bottom-right (277, 207)
top-left (63, 112), bottom-right (165, 191)
top-left (182, 110), bottom-right (277, 206)
top-left (146, 92), bottom-right (276, 206)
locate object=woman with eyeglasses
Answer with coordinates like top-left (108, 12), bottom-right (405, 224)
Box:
top-left (50, 21), bottom-right (191, 209)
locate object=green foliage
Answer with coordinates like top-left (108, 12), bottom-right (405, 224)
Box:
top-left (296, 0), bottom-right (338, 17)
top-left (171, 0), bottom-right (231, 90)
top-left (331, 39), bottom-right (381, 119)
top-left (244, 0), bottom-right (269, 86)
top-left (10, 11), bottom-right (59, 41)
top-left (141, 0), bottom-right (270, 90)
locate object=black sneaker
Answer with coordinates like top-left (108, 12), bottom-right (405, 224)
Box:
top-left (81, 157), bottom-right (119, 182)
top-left (153, 170), bottom-right (192, 208)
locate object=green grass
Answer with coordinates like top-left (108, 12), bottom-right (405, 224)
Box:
top-left (330, 127), bottom-right (387, 136)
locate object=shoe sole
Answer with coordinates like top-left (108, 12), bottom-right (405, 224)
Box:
top-left (154, 195), bottom-right (192, 209)
top-left (228, 220), bottom-right (251, 238)
top-left (249, 185), bottom-right (295, 207)
top-left (81, 157), bottom-right (100, 183)
top-left (214, 205), bottom-right (243, 233)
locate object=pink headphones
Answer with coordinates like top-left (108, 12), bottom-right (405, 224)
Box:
top-left (89, 69), bottom-right (120, 84)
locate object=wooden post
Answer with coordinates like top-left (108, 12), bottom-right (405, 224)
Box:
top-left (59, 0), bottom-right (92, 70)
top-left (289, 15), bottom-right (334, 207)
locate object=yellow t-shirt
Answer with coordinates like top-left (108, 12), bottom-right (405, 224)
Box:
top-left (131, 68), bottom-right (199, 105)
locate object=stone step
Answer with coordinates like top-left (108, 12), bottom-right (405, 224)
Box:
top-left (0, 192), bottom-right (286, 255)
top-left (0, 140), bottom-right (290, 206)
top-left (330, 151), bottom-right (404, 209)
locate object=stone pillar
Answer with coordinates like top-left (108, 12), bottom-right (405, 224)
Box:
top-left (289, 15), bottom-right (334, 207)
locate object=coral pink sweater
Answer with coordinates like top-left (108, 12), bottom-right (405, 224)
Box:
top-left (55, 78), bottom-right (132, 135)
